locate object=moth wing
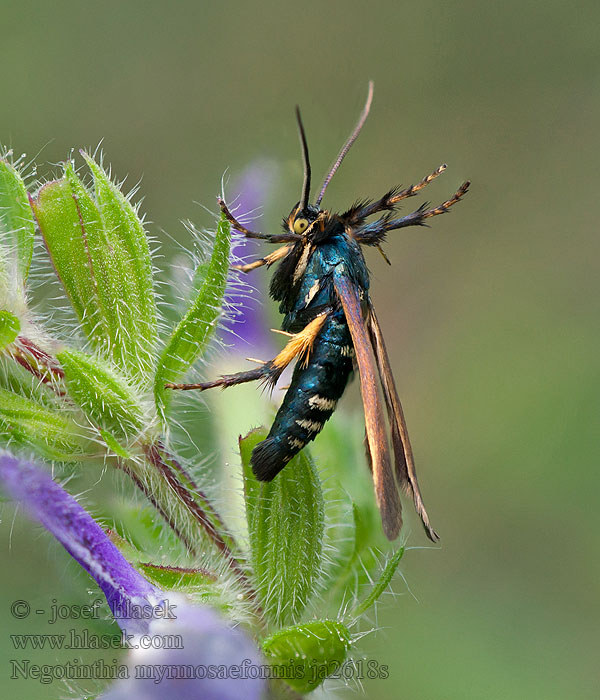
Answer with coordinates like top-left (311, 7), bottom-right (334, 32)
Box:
top-left (367, 305), bottom-right (439, 542)
top-left (333, 272), bottom-right (402, 540)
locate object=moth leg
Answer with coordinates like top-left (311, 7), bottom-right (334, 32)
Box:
top-left (218, 197), bottom-right (300, 244)
top-left (165, 312), bottom-right (330, 392)
top-left (165, 366), bottom-right (267, 391)
top-left (390, 164), bottom-right (449, 203)
top-left (353, 181), bottom-right (470, 246)
top-left (231, 244), bottom-right (291, 273)
top-left (343, 164), bottom-right (448, 224)
top-left (417, 180), bottom-right (471, 220)
top-left (269, 313), bottom-right (328, 373)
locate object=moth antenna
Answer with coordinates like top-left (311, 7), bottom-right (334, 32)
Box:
top-left (295, 106), bottom-right (311, 212)
top-left (316, 80), bottom-right (374, 206)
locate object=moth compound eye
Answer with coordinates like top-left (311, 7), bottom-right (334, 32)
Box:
top-left (293, 217), bottom-right (309, 234)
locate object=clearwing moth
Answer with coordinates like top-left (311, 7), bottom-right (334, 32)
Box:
top-left (167, 82), bottom-right (469, 541)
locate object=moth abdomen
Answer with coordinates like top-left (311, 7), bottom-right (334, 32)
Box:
top-left (250, 313), bottom-right (354, 481)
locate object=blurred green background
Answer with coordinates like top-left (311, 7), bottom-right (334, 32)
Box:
top-left (1, 1), bottom-right (598, 698)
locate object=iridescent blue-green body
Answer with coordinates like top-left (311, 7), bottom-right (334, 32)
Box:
top-left (250, 216), bottom-right (369, 481)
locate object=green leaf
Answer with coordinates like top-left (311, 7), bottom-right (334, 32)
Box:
top-left (0, 386), bottom-right (89, 461)
top-left (0, 158), bottom-right (35, 289)
top-left (105, 501), bottom-right (169, 558)
top-left (138, 563), bottom-right (216, 590)
top-left (262, 619), bottom-right (351, 693)
top-left (107, 529), bottom-right (205, 590)
top-left (0, 311), bottom-right (20, 350)
top-left (322, 500), bottom-right (382, 609)
top-left (57, 348), bottom-right (145, 440)
top-left (106, 528), bottom-right (143, 563)
top-left (99, 429), bottom-right (134, 458)
top-left (240, 428), bottom-right (324, 627)
top-left (154, 212), bottom-right (231, 418)
top-left (81, 151), bottom-right (157, 379)
top-left (31, 159), bottom-right (157, 381)
top-left (352, 547), bottom-right (405, 617)
top-left (30, 172), bottom-right (104, 344)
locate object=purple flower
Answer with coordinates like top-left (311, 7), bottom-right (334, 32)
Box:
top-left (224, 160), bottom-right (279, 355)
top-left (228, 159), bottom-right (278, 264)
top-left (103, 604), bottom-right (265, 700)
top-left (0, 454), bottom-right (265, 700)
top-left (0, 453), bottom-right (163, 634)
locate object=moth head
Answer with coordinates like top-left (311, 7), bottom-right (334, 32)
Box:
top-left (286, 203), bottom-right (320, 236)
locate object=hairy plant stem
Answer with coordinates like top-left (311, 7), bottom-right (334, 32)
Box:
top-left (141, 443), bottom-right (262, 608)
top-left (9, 336), bottom-right (65, 393)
